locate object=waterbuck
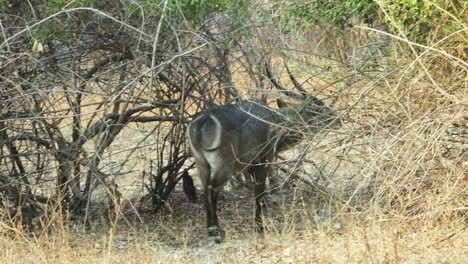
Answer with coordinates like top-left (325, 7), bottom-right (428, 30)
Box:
top-left (187, 75), bottom-right (337, 242)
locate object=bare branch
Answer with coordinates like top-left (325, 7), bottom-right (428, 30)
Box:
top-left (0, 134), bottom-right (52, 149)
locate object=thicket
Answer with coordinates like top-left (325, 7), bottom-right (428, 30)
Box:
top-left (0, 0), bottom-right (465, 236)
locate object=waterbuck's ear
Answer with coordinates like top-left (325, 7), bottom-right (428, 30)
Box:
top-left (276, 99), bottom-right (288, 108)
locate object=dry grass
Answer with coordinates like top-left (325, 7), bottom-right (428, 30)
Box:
top-left (1, 192), bottom-right (466, 264)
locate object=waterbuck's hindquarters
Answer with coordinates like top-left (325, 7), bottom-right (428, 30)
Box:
top-left (197, 159), bottom-right (269, 240)
top-left (193, 152), bottom-right (269, 241)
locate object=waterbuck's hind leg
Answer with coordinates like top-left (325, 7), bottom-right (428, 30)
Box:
top-left (204, 167), bottom-right (230, 243)
top-left (204, 184), bottom-right (218, 229)
top-left (205, 186), bottom-right (225, 243)
top-left (251, 164), bottom-right (268, 233)
top-left (195, 162), bottom-right (221, 241)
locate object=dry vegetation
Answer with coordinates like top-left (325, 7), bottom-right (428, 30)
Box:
top-left (1, 190), bottom-right (466, 263)
top-left (1, 1), bottom-right (466, 263)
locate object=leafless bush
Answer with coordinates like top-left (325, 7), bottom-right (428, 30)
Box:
top-left (0, 2), bottom-right (261, 226)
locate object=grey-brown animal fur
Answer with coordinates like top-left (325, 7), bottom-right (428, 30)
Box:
top-left (187, 98), bottom-right (336, 242)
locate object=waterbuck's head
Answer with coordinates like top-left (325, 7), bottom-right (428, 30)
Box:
top-left (261, 95), bottom-right (338, 153)
top-left (266, 62), bottom-right (340, 130)
top-left (278, 95), bottom-right (338, 128)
